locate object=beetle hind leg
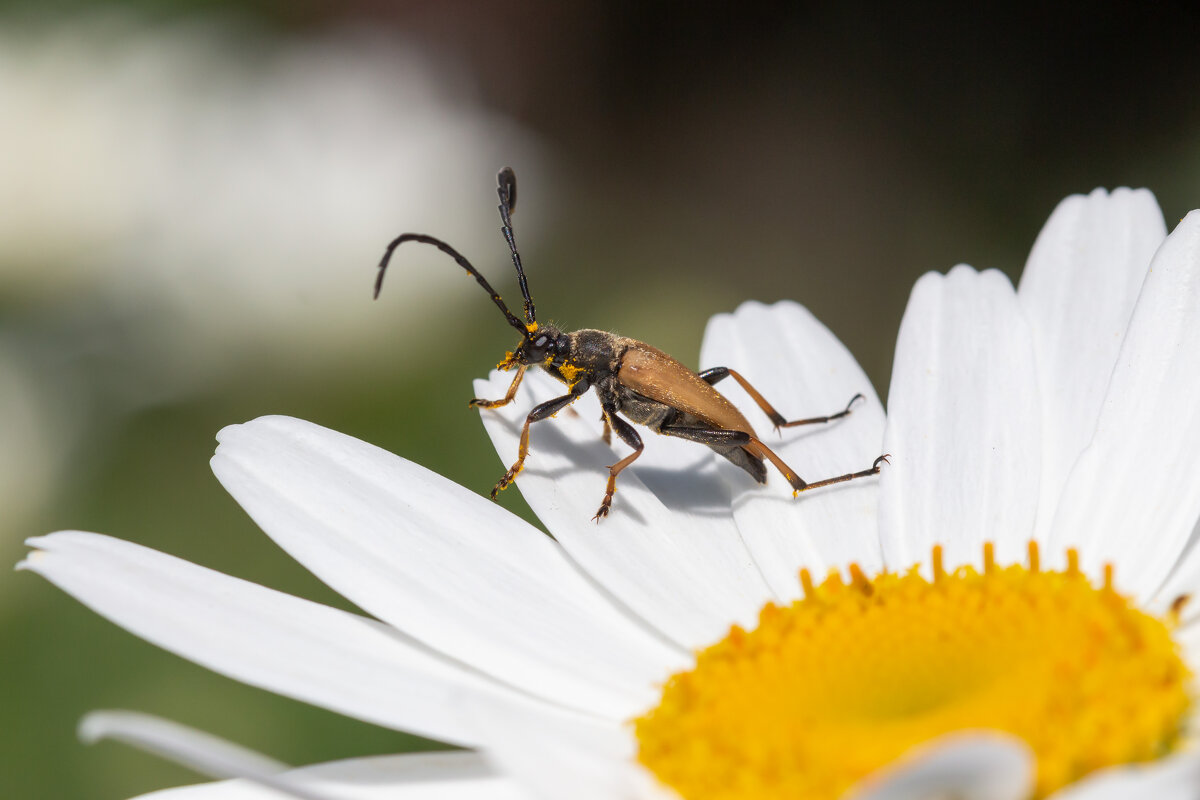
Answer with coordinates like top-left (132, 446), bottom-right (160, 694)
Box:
top-left (661, 422), bottom-right (886, 496)
top-left (741, 434), bottom-right (885, 496)
top-left (699, 367), bottom-right (864, 433)
top-left (794, 454), bottom-right (891, 494)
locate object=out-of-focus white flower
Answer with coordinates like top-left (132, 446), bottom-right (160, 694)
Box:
top-left (0, 14), bottom-right (544, 531)
top-left (0, 14), bottom-right (545, 368)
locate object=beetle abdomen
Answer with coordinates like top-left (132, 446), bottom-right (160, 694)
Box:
top-left (718, 444), bottom-right (768, 483)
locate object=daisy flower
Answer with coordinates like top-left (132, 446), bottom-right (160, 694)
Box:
top-left (20, 187), bottom-right (1200, 799)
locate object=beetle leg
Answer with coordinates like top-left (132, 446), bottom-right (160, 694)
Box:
top-left (593, 410), bottom-right (644, 521)
top-left (469, 365), bottom-right (527, 409)
top-left (659, 424), bottom-right (752, 447)
top-left (795, 454), bottom-right (891, 493)
top-left (774, 392), bottom-right (865, 429)
top-left (697, 367), bottom-right (731, 385)
top-left (490, 377), bottom-right (589, 498)
top-left (699, 367), bottom-right (864, 433)
top-left (661, 423), bottom-right (886, 496)
top-left (740, 433), bottom-right (885, 495)
top-left (739, 433), bottom-right (885, 496)
top-left (600, 413), bottom-right (612, 446)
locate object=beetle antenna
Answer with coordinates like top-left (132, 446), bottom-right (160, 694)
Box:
top-left (496, 167), bottom-right (536, 325)
top-left (375, 232), bottom-right (529, 337)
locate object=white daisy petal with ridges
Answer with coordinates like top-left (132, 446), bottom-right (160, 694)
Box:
top-left (465, 698), bottom-right (670, 800)
top-left (700, 300), bottom-right (886, 598)
top-left (211, 416), bottom-right (685, 717)
top-left (474, 368), bottom-right (773, 649)
top-left (19, 531), bottom-right (572, 747)
top-left (1017, 188), bottom-right (1166, 544)
top-left (1049, 211), bottom-right (1200, 599)
top-left (879, 265), bottom-right (1041, 571)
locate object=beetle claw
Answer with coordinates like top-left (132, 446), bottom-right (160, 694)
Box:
top-left (491, 464), bottom-right (522, 498)
top-left (592, 496), bottom-right (614, 522)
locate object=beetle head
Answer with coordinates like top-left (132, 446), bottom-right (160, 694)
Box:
top-left (499, 323), bottom-right (569, 371)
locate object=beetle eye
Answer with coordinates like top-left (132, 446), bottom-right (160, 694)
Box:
top-left (527, 334), bottom-right (551, 361)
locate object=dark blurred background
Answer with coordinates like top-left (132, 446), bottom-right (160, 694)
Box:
top-left (4, 2), bottom-right (1199, 797)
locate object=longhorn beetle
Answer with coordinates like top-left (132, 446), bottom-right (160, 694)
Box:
top-left (375, 168), bottom-right (888, 521)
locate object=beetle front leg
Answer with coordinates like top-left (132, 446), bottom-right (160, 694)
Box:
top-left (470, 365), bottom-right (527, 409)
top-left (491, 378), bottom-right (590, 498)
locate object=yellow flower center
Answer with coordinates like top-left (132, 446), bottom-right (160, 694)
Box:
top-left (634, 543), bottom-right (1191, 799)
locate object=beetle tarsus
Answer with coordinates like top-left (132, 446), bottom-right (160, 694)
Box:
top-left (470, 365), bottom-right (527, 410)
top-left (793, 454), bottom-right (889, 495)
top-left (490, 464), bottom-right (522, 498)
top-left (775, 391), bottom-right (866, 432)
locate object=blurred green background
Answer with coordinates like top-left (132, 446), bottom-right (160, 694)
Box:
top-left (4, 2), bottom-right (1200, 797)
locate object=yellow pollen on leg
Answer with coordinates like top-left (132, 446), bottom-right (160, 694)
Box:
top-left (633, 543), bottom-right (1192, 800)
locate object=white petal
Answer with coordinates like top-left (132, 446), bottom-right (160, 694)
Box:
top-left (20, 531), bottom-right (568, 747)
top-left (700, 301), bottom-right (886, 598)
top-left (82, 710), bottom-right (328, 800)
top-left (1046, 749), bottom-right (1200, 800)
top-left (212, 416), bottom-right (683, 719)
top-left (1018, 188), bottom-right (1165, 543)
top-left (879, 266), bottom-right (1041, 572)
top-left (474, 367), bottom-right (773, 649)
top-left (845, 733), bottom-right (1034, 800)
top-left (1176, 618), bottom-right (1200, 668)
top-left (132, 752), bottom-right (526, 800)
top-left (1154, 516), bottom-right (1200, 621)
top-left (1050, 211), bottom-right (1200, 599)
top-left (466, 698), bottom-right (671, 800)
